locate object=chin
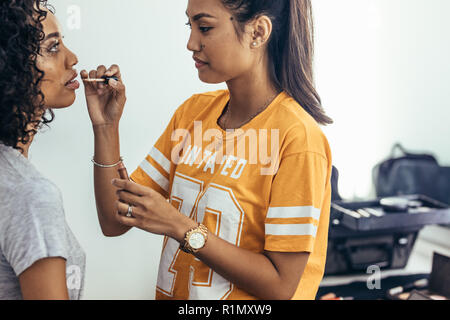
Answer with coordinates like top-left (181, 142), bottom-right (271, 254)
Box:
top-left (198, 72), bottom-right (227, 84)
top-left (48, 92), bottom-right (76, 109)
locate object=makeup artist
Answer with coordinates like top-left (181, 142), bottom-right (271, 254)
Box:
top-left (0, 0), bottom-right (85, 300)
top-left (83, 0), bottom-right (332, 300)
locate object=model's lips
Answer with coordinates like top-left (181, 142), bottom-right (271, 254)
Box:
top-left (64, 71), bottom-right (78, 85)
top-left (64, 71), bottom-right (80, 90)
top-left (193, 56), bottom-right (208, 69)
top-left (65, 79), bottom-right (80, 90)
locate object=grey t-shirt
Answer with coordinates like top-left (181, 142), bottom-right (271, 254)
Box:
top-left (0, 143), bottom-right (86, 300)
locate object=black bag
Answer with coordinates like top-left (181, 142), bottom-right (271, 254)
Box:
top-left (331, 166), bottom-right (342, 201)
top-left (372, 144), bottom-right (450, 205)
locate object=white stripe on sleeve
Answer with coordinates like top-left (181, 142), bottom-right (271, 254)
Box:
top-left (149, 147), bottom-right (171, 174)
top-left (139, 159), bottom-right (170, 192)
top-left (265, 223), bottom-right (318, 237)
top-left (267, 206), bottom-right (321, 221)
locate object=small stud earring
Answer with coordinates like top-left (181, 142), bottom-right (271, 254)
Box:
top-left (252, 41), bottom-right (258, 47)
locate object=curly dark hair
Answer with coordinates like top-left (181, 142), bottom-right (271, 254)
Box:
top-left (0, 0), bottom-right (55, 151)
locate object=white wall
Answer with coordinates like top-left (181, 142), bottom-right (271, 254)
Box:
top-left (29, 0), bottom-right (450, 299)
top-left (315, 0), bottom-right (450, 198)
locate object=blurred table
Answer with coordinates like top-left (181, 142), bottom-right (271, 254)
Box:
top-left (318, 225), bottom-right (450, 299)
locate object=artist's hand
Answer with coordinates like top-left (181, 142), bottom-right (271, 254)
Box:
top-left (81, 64), bottom-right (126, 127)
top-left (111, 179), bottom-right (197, 242)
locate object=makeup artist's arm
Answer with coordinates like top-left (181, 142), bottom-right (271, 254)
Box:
top-left (81, 65), bottom-right (131, 237)
top-left (112, 179), bottom-right (310, 300)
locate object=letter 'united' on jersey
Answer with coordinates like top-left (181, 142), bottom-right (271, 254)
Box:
top-left (130, 90), bottom-right (332, 300)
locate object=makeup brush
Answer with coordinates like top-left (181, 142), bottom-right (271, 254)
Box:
top-left (331, 203), bottom-right (362, 219)
top-left (83, 75), bottom-right (119, 84)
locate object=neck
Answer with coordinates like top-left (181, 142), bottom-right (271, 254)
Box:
top-left (16, 137), bottom-right (33, 159)
top-left (225, 57), bottom-right (280, 127)
top-left (16, 114), bottom-right (42, 159)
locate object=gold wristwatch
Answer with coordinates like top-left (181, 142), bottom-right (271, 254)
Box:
top-left (180, 224), bottom-right (209, 254)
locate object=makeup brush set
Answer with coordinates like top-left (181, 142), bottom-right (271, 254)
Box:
top-left (324, 166), bottom-right (450, 275)
top-left (331, 194), bottom-right (450, 232)
top-left (325, 195), bottom-right (450, 275)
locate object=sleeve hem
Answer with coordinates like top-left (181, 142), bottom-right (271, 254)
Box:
top-left (264, 242), bottom-right (315, 253)
top-left (14, 251), bottom-right (68, 277)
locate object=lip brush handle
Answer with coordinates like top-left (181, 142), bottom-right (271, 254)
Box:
top-left (83, 76), bottom-right (119, 84)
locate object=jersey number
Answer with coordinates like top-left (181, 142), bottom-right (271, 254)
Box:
top-left (156, 172), bottom-right (245, 300)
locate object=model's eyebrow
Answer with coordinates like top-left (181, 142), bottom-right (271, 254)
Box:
top-left (43, 32), bottom-right (60, 41)
top-left (185, 11), bottom-right (216, 21)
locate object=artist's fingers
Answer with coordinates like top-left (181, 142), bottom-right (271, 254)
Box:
top-left (115, 202), bottom-right (140, 227)
top-left (88, 69), bottom-right (97, 79)
top-left (104, 64), bottom-right (122, 82)
top-left (81, 69), bottom-right (98, 92)
top-left (116, 200), bottom-right (138, 216)
top-left (108, 78), bottom-right (126, 102)
top-left (88, 69), bottom-right (99, 91)
top-left (112, 179), bottom-right (149, 197)
top-left (101, 78), bottom-right (126, 106)
top-left (80, 69), bottom-right (95, 93)
top-left (96, 65), bottom-right (107, 90)
top-left (80, 69), bottom-right (89, 80)
top-left (117, 189), bottom-right (143, 208)
top-left (115, 211), bottom-right (139, 227)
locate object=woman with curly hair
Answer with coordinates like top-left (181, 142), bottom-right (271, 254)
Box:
top-left (0, 0), bottom-right (84, 300)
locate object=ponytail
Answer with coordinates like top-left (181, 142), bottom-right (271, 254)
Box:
top-left (222, 0), bottom-right (333, 125)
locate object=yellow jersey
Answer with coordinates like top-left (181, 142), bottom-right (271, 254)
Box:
top-left (130, 90), bottom-right (332, 300)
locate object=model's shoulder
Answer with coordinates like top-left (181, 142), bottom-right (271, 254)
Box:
top-left (14, 178), bottom-right (62, 205)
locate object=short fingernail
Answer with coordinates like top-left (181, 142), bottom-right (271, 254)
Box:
top-left (111, 179), bottom-right (116, 184)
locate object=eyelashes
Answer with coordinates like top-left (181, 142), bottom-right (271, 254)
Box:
top-left (41, 39), bottom-right (61, 55)
top-left (43, 36), bottom-right (65, 55)
top-left (199, 26), bottom-right (213, 33)
top-left (185, 21), bottom-right (213, 33)
top-left (48, 40), bottom-right (60, 53)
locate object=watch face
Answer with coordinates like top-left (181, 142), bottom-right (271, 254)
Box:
top-left (189, 232), bottom-right (206, 250)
